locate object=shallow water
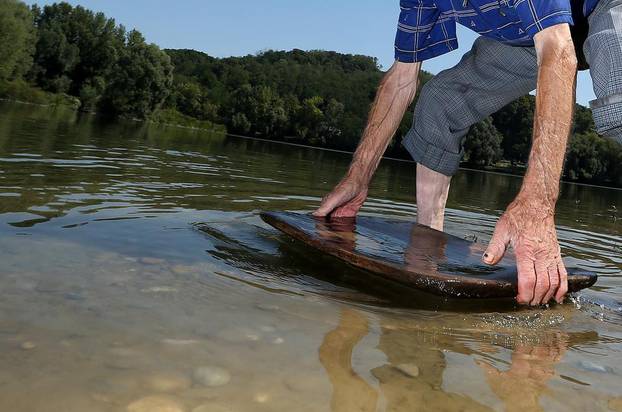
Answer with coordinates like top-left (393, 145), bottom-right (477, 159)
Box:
top-left (0, 101), bottom-right (621, 412)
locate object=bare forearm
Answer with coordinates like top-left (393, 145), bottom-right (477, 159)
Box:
top-left (348, 61), bottom-right (421, 184)
top-left (518, 27), bottom-right (577, 208)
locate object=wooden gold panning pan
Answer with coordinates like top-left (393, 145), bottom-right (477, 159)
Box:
top-left (260, 211), bottom-right (597, 299)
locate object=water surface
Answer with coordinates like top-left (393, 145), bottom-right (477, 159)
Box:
top-left (0, 101), bottom-right (621, 412)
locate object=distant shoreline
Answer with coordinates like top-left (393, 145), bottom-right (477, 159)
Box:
top-left (226, 132), bottom-right (622, 192)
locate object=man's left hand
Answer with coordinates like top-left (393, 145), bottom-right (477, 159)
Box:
top-left (482, 196), bottom-right (568, 306)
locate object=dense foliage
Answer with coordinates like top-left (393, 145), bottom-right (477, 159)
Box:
top-left (3, 1), bottom-right (172, 118)
top-left (0, 0), bottom-right (35, 80)
top-left (1, 1), bottom-right (622, 186)
top-left (163, 48), bottom-right (428, 151)
top-left (464, 117), bottom-right (503, 167)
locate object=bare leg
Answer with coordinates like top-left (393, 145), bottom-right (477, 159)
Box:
top-left (416, 164), bottom-right (451, 231)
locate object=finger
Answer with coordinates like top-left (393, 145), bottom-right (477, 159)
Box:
top-left (475, 360), bottom-right (501, 377)
top-left (542, 265), bottom-right (561, 304)
top-left (483, 218), bottom-right (511, 265)
top-left (516, 259), bottom-right (537, 305)
top-left (531, 261), bottom-right (550, 306)
top-left (555, 261), bottom-right (569, 303)
top-left (313, 191), bottom-right (348, 217)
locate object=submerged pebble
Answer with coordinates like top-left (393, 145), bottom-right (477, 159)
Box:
top-left (395, 363), bottom-right (420, 378)
top-left (171, 265), bottom-right (195, 275)
top-left (140, 257), bottom-right (167, 265)
top-left (192, 405), bottom-right (233, 412)
top-left (161, 338), bottom-right (200, 346)
top-left (255, 303), bottom-right (280, 312)
top-left (126, 395), bottom-right (185, 412)
top-left (577, 360), bottom-right (615, 374)
top-left (216, 327), bottom-right (261, 343)
top-left (253, 393), bottom-right (270, 403)
top-left (145, 372), bottom-right (192, 392)
top-left (193, 366), bottom-right (231, 387)
top-left (141, 286), bottom-right (178, 293)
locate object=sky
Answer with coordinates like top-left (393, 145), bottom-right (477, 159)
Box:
top-left (28, 0), bottom-right (596, 105)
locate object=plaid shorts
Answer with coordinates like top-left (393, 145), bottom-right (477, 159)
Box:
top-left (404, 0), bottom-right (622, 176)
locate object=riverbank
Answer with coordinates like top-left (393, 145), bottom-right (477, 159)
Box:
top-left (0, 79), bottom-right (80, 109)
top-left (0, 80), bottom-right (226, 135)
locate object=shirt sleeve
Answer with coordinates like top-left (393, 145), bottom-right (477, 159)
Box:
top-left (512, 0), bottom-right (574, 38)
top-left (394, 0), bottom-right (458, 63)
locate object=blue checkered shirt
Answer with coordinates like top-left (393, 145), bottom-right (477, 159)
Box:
top-left (395, 0), bottom-right (600, 62)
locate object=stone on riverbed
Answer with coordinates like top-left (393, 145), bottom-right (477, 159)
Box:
top-left (253, 393), bottom-right (270, 403)
top-left (192, 366), bottom-right (231, 387)
top-left (577, 360), bottom-right (615, 374)
top-left (216, 326), bottom-right (261, 343)
top-left (192, 404), bottom-right (234, 412)
top-left (145, 372), bottom-right (192, 392)
top-left (171, 264), bottom-right (195, 275)
top-left (20, 341), bottom-right (36, 350)
top-left (141, 286), bottom-right (178, 293)
top-left (127, 395), bottom-right (185, 412)
top-left (395, 363), bottom-right (420, 378)
top-left (161, 338), bottom-right (200, 346)
top-left (140, 257), bottom-right (167, 265)
top-left (609, 397), bottom-right (622, 412)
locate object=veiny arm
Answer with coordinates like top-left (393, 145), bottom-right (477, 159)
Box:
top-left (483, 23), bottom-right (578, 305)
top-left (314, 61), bottom-right (421, 217)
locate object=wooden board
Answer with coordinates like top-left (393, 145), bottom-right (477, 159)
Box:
top-left (260, 211), bottom-right (597, 299)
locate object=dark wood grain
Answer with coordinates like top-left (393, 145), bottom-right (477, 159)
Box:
top-left (260, 211), bottom-right (598, 299)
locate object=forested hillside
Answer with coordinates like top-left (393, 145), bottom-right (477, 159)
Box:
top-left (1, 0), bottom-right (621, 186)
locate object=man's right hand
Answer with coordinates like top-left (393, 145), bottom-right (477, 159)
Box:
top-left (313, 176), bottom-right (368, 218)
top-left (312, 61), bottom-right (421, 219)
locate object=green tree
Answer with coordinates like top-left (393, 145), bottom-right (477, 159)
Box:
top-left (564, 132), bottom-right (622, 185)
top-left (296, 96), bottom-right (325, 142)
top-left (231, 112), bottom-right (251, 135)
top-left (0, 0), bottom-right (35, 80)
top-left (492, 95), bottom-right (535, 164)
top-left (99, 30), bottom-right (173, 118)
top-left (30, 3), bottom-right (125, 94)
top-left (229, 84), bottom-right (287, 136)
top-left (573, 104), bottom-right (595, 135)
top-left (464, 117), bottom-right (503, 166)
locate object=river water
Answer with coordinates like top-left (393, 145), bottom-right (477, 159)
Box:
top-left (0, 101), bottom-right (621, 412)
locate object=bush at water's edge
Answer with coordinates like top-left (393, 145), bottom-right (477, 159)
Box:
top-left (150, 108), bottom-right (227, 133)
top-left (0, 79), bottom-right (80, 109)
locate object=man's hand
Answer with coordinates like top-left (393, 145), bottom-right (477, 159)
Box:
top-left (313, 175), bottom-right (368, 218)
top-left (483, 196), bottom-right (568, 305)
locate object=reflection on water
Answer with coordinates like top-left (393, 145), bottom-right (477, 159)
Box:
top-left (0, 101), bottom-right (621, 411)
